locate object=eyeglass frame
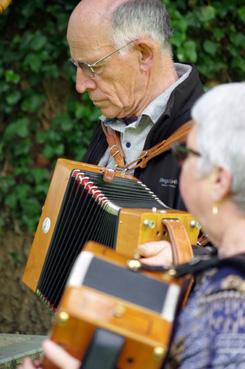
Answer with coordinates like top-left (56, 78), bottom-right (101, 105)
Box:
top-left (171, 142), bottom-right (201, 165)
top-left (69, 39), bottom-right (136, 78)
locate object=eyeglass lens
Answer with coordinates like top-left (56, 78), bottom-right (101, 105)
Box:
top-left (172, 142), bottom-right (200, 165)
top-left (172, 144), bottom-right (188, 165)
top-left (77, 61), bottom-right (94, 77)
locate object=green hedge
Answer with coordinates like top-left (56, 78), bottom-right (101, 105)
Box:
top-left (0, 0), bottom-right (244, 233)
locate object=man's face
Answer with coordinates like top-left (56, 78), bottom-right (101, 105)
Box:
top-left (67, 16), bottom-right (147, 119)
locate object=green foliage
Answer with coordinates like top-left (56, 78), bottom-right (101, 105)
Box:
top-left (0, 0), bottom-right (244, 233)
top-left (0, 1), bottom-right (100, 233)
top-left (165, 0), bottom-right (245, 83)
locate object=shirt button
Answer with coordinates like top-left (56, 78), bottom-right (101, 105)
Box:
top-left (126, 142), bottom-right (131, 148)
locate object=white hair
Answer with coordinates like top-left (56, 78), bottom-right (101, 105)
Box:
top-left (192, 82), bottom-right (245, 211)
top-left (111, 0), bottom-right (172, 54)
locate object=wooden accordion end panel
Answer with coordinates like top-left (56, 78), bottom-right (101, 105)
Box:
top-left (43, 242), bottom-right (192, 369)
top-left (22, 159), bottom-right (200, 309)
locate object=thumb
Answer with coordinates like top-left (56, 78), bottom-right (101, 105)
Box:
top-left (138, 240), bottom-right (172, 257)
top-left (42, 340), bottom-right (80, 369)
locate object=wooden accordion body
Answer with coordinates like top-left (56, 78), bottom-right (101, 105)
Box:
top-left (43, 242), bottom-right (193, 369)
top-left (22, 159), bottom-right (200, 309)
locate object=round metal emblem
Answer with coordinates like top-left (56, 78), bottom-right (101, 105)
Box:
top-left (42, 217), bottom-right (51, 234)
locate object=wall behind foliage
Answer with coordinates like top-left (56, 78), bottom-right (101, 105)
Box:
top-left (0, 0), bottom-right (244, 234)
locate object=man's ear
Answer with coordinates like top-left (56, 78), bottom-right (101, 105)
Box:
top-left (211, 167), bottom-right (232, 201)
top-left (135, 39), bottom-right (154, 71)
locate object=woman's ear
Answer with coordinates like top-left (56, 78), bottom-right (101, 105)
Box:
top-left (211, 167), bottom-right (232, 201)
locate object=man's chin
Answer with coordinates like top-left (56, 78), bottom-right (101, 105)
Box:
top-left (92, 99), bottom-right (125, 119)
top-left (99, 107), bottom-right (121, 119)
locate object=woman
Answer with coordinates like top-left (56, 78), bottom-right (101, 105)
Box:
top-left (164, 82), bottom-right (245, 368)
top-left (20, 83), bottom-right (245, 368)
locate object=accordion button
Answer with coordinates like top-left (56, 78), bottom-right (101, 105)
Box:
top-left (57, 311), bottom-right (70, 325)
top-left (153, 346), bottom-right (165, 360)
top-left (127, 259), bottom-right (141, 271)
top-left (114, 304), bottom-right (126, 318)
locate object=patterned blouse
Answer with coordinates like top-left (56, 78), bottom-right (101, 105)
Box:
top-left (166, 265), bottom-right (245, 369)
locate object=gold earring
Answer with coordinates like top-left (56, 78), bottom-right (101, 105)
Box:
top-left (212, 203), bottom-right (219, 215)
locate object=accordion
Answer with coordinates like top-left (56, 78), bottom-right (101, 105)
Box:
top-left (22, 159), bottom-right (200, 309)
top-left (43, 242), bottom-right (193, 369)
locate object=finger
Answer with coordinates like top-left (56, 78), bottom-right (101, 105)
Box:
top-left (140, 248), bottom-right (173, 266)
top-left (33, 359), bottom-right (42, 366)
top-left (138, 241), bottom-right (171, 257)
top-left (42, 340), bottom-right (80, 369)
top-left (18, 357), bottom-right (36, 369)
top-left (33, 359), bottom-right (42, 368)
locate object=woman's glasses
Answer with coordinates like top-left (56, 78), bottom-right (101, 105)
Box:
top-left (171, 142), bottom-right (201, 165)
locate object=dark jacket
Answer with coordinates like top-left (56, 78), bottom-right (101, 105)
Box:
top-left (84, 65), bottom-right (203, 210)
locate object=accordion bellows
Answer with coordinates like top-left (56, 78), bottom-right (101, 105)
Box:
top-left (22, 159), bottom-right (200, 308)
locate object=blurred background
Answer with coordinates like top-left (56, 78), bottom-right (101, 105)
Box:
top-left (0, 0), bottom-right (244, 335)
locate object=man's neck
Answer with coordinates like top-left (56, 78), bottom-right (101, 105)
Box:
top-left (133, 61), bottom-right (178, 117)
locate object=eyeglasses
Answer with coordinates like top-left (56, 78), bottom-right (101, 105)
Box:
top-left (171, 142), bottom-right (201, 165)
top-left (69, 39), bottom-right (136, 78)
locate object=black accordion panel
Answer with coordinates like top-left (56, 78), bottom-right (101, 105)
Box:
top-left (83, 257), bottom-right (169, 313)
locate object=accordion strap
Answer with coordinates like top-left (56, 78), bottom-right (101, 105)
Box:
top-left (101, 123), bottom-right (125, 167)
top-left (162, 218), bottom-right (193, 264)
top-left (138, 254), bottom-right (245, 278)
top-left (102, 120), bottom-right (193, 171)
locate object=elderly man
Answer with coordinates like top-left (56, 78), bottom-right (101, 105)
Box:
top-left (67, 0), bottom-right (203, 209)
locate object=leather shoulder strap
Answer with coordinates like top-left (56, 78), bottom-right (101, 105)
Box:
top-left (125, 120), bottom-right (194, 171)
top-left (101, 120), bottom-right (193, 171)
top-left (101, 123), bottom-right (125, 167)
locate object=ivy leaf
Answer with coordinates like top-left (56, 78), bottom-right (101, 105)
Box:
top-left (21, 95), bottom-right (45, 113)
top-left (178, 41), bottom-right (197, 63)
top-left (0, 176), bottom-right (15, 194)
top-left (43, 65), bottom-right (59, 78)
top-left (4, 118), bottom-right (29, 140)
top-left (6, 91), bottom-right (22, 105)
top-left (4, 70), bottom-right (20, 84)
top-left (31, 33), bottom-right (47, 51)
top-left (197, 6), bottom-right (216, 22)
top-left (31, 168), bottom-right (49, 184)
top-left (5, 192), bottom-right (17, 209)
top-left (52, 113), bottom-right (74, 132)
top-left (15, 184), bottom-right (30, 200)
top-left (230, 32), bottom-right (245, 47)
top-left (36, 131), bottom-right (47, 144)
top-left (13, 140), bottom-right (32, 156)
top-left (238, 6), bottom-right (245, 23)
top-left (213, 28), bottom-right (224, 42)
top-left (171, 32), bottom-right (186, 48)
top-left (43, 143), bottom-right (64, 159)
top-left (203, 40), bottom-right (217, 56)
top-left (23, 54), bottom-right (42, 72)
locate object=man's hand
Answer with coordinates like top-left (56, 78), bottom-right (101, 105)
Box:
top-left (138, 240), bottom-right (173, 266)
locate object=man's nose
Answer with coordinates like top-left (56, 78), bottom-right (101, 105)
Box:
top-left (76, 68), bottom-right (96, 93)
